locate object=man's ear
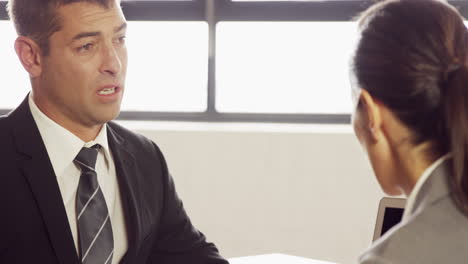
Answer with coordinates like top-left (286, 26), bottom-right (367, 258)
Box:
top-left (14, 36), bottom-right (43, 78)
top-left (358, 89), bottom-right (383, 143)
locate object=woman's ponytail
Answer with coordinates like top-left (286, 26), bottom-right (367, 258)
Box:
top-left (443, 63), bottom-right (468, 214)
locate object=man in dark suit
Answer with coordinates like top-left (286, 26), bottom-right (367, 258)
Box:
top-left (0, 0), bottom-right (228, 263)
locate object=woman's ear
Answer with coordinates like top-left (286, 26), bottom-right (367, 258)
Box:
top-left (14, 36), bottom-right (43, 78)
top-left (357, 89), bottom-right (383, 144)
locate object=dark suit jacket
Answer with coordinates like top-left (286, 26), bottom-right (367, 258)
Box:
top-left (0, 97), bottom-right (228, 264)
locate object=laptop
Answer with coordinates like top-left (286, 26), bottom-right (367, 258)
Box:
top-left (372, 197), bottom-right (406, 241)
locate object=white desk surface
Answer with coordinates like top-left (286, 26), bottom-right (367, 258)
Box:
top-left (228, 254), bottom-right (336, 264)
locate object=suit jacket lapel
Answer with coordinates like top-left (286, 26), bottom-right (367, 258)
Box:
top-left (10, 97), bottom-right (79, 264)
top-left (107, 124), bottom-right (141, 263)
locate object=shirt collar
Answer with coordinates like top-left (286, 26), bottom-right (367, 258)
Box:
top-left (28, 94), bottom-right (110, 178)
top-left (85, 124), bottom-right (112, 169)
top-left (402, 153), bottom-right (452, 220)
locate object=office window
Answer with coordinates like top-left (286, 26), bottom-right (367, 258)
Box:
top-left (0, 21), bottom-right (31, 108)
top-left (1, 0), bottom-right (467, 122)
top-left (216, 22), bottom-right (356, 114)
top-left (0, 21), bottom-right (208, 112)
top-left (124, 21), bottom-right (208, 112)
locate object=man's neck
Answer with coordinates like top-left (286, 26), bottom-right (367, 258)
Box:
top-left (31, 93), bottom-right (103, 142)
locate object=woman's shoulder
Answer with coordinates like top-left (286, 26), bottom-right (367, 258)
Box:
top-left (359, 195), bottom-right (468, 264)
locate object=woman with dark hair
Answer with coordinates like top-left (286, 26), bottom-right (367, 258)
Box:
top-left (351, 0), bottom-right (468, 263)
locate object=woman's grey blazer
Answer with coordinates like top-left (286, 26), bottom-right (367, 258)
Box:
top-left (359, 159), bottom-right (468, 264)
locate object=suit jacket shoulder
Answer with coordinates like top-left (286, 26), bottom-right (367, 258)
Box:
top-left (0, 110), bottom-right (16, 150)
top-left (107, 121), bottom-right (163, 156)
top-left (105, 121), bottom-right (228, 264)
top-left (359, 162), bottom-right (468, 264)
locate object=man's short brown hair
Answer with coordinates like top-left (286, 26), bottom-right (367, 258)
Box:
top-left (7, 0), bottom-right (117, 55)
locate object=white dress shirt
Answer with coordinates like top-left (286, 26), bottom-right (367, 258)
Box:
top-left (29, 95), bottom-right (128, 264)
top-left (402, 153), bottom-right (452, 221)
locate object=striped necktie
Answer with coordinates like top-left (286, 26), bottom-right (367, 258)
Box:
top-left (75, 145), bottom-right (114, 264)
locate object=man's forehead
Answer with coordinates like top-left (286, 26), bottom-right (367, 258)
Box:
top-left (57, 1), bottom-right (125, 35)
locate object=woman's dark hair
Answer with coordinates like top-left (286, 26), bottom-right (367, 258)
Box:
top-left (352, 0), bottom-right (468, 213)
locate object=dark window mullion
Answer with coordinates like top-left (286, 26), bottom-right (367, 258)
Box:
top-left (0, 1), bottom-right (7, 20)
top-left (0, 1), bottom-right (206, 21)
top-left (216, 0), bottom-right (373, 22)
top-left (116, 111), bottom-right (350, 124)
top-left (206, 0), bottom-right (216, 113)
top-left (216, 0), bottom-right (468, 22)
top-left (122, 0), bottom-right (205, 21)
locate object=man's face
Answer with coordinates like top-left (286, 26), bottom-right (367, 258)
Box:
top-left (36, 1), bottom-right (127, 129)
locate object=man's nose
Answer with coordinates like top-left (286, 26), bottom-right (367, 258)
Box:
top-left (99, 44), bottom-right (123, 76)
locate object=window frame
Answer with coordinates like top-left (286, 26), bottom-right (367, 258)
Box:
top-left (1, 0), bottom-right (467, 124)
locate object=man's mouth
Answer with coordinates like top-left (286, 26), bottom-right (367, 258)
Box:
top-left (97, 85), bottom-right (121, 96)
top-left (98, 87), bottom-right (116, 95)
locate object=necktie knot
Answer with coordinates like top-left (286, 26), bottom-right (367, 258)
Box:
top-left (74, 145), bottom-right (101, 171)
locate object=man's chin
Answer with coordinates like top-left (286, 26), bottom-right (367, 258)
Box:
top-left (92, 107), bottom-right (121, 125)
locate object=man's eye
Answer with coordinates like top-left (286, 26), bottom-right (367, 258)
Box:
top-left (117, 36), bottom-right (126, 44)
top-left (78, 43), bottom-right (94, 52)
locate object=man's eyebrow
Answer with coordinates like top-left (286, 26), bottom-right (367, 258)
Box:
top-left (71, 23), bottom-right (126, 41)
top-left (72, 31), bottom-right (101, 41)
top-left (115, 22), bottom-right (127, 33)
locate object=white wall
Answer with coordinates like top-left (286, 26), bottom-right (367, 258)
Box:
top-left (119, 121), bottom-right (385, 264)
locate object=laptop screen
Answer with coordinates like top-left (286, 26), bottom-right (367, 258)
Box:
top-left (372, 198), bottom-right (406, 241)
top-left (380, 207), bottom-right (404, 237)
